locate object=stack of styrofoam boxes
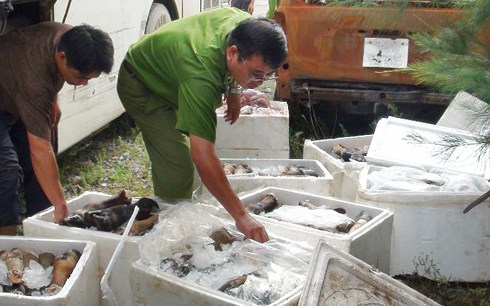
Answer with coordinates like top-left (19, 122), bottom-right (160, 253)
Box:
top-left (22, 192), bottom-right (165, 306)
top-left (239, 187), bottom-right (394, 273)
top-left (0, 236), bottom-right (98, 306)
top-left (215, 101), bottom-right (289, 158)
top-left (200, 158), bottom-right (333, 198)
top-left (303, 135), bottom-right (372, 201)
top-left (129, 230), bottom-right (310, 306)
top-left (299, 239), bottom-right (440, 306)
top-left (357, 116), bottom-right (490, 282)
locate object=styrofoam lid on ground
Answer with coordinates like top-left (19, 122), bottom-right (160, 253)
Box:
top-left (437, 91), bottom-right (490, 135)
top-left (366, 117), bottom-right (490, 179)
top-left (299, 239), bottom-right (441, 306)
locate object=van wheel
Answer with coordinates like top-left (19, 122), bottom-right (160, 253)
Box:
top-left (145, 3), bottom-right (172, 34)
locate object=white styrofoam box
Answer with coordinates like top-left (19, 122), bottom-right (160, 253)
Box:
top-left (357, 165), bottom-right (490, 282)
top-left (437, 91), bottom-right (490, 135)
top-left (303, 135), bottom-right (372, 201)
top-left (367, 116), bottom-right (490, 179)
top-left (238, 187), bottom-right (394, 273)
top-left (0, 237), bottom-right (98, 306)
top-left (299, 239), bottom-right (440, 306)
top-left (130, 258), bottom-right (302, 306)
top-left (215, 101), bottom-right (289, 158)
top-left (200, 158), bottom-right (333, 197)
top-left (22, 191), bottom-right (164, 306)
top-left (130, 201), bottom-right (313, 306)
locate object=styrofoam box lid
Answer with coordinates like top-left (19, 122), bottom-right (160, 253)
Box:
top-left (367, 117), bottom-right (490, 179)
top-left (437, 91), bottom-right (490, 135)
top-left (221, 158), bottom-right (333, 180)
top-left (299, 239), bottom-right (441, 306)
top-left (0, 237), bottom-right (96, 302)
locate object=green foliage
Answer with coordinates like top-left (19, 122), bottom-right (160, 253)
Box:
top-left (404, 0), bottom-right (490, 156)
top-left (289, 130), bottom-right (305, 159)
top-left (407, 0), bottom-right (490, 103)
top-left (288, 102), bottom-right (333, 158)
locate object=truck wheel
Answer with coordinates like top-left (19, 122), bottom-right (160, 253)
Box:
top-left (145, 3), bottom-right (172, 34)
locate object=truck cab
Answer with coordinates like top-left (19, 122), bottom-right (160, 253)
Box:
top-left (274, 0), bottom-right (473, 116)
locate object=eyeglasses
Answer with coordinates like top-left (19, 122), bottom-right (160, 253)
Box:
top-left (241, 59), bottom-right (278, 82)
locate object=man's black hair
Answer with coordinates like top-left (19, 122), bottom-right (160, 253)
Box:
top-left (227, 17), bottom-right (287, 70)
top-left (58, 24), bottom-right (114, 75)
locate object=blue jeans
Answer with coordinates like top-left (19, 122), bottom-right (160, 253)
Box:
top-left (0, 112), bottom-right (51, 226)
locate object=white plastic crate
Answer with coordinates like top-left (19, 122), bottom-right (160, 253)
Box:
top-left (215, 101), bottom-right (289, 158)
top-left (22, 191), bottom-right (165, 306)
top-left (239, 187), bottom-right (394, 273)
top-left (357, 165), bottom-right (490, 282)
top-left (299, 239), bottom-right (440, 306)
top-left (303, 135), bottom-right (372, 201)
top-left (0, 237), bottom-right (98, 306)
top-left (201, 158), bottom-right (333, 198)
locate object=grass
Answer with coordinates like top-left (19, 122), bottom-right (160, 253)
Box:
top-left (57, 114), bottom-right (153, 199)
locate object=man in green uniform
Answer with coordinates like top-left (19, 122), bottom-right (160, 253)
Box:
top-left (0, 22), bottom-right (114, 235)
top-left (117, 8), bottom-right (287, 242)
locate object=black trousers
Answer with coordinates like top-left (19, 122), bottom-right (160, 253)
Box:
top-left (0, 112), bottom-right (51, 226)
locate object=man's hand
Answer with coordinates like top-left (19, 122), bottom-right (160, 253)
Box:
top-left (53, 203), bottom-right (69, 224)
top-left (224, 93), bottom-right (241, 125)
top-left (235, 213), bottom-right (269, 243)
top-left (27, 132), bottom-right (67, 224)
top-left (247, 1), bottom-right (255, 14)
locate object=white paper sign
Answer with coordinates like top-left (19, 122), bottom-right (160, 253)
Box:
top-left (363, 38), bottom-right (409, 68)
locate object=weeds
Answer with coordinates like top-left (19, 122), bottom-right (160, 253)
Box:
top-left (412, 253), bottom-right (447, 283)
top-left (58, 114), bottom-right (153, 198)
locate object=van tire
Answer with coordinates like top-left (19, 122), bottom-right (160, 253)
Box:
top-left (145, 3), bottom-right (172, 34)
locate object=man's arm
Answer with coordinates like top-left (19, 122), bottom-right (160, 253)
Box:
top-left (51, 95), bottom-right (61, 128)
top-left (27, 132), bottom-right (68, 223)
top-left (224, 92), bottom-right (241, 124)
top-left (189, 133), bottom-right (269, 242)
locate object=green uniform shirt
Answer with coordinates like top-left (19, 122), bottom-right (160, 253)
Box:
top-left (125, 7), bottom-right (250, 143)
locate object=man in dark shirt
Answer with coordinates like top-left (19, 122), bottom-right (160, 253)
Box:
top-left (0, 22), bottom-right (114, 234)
